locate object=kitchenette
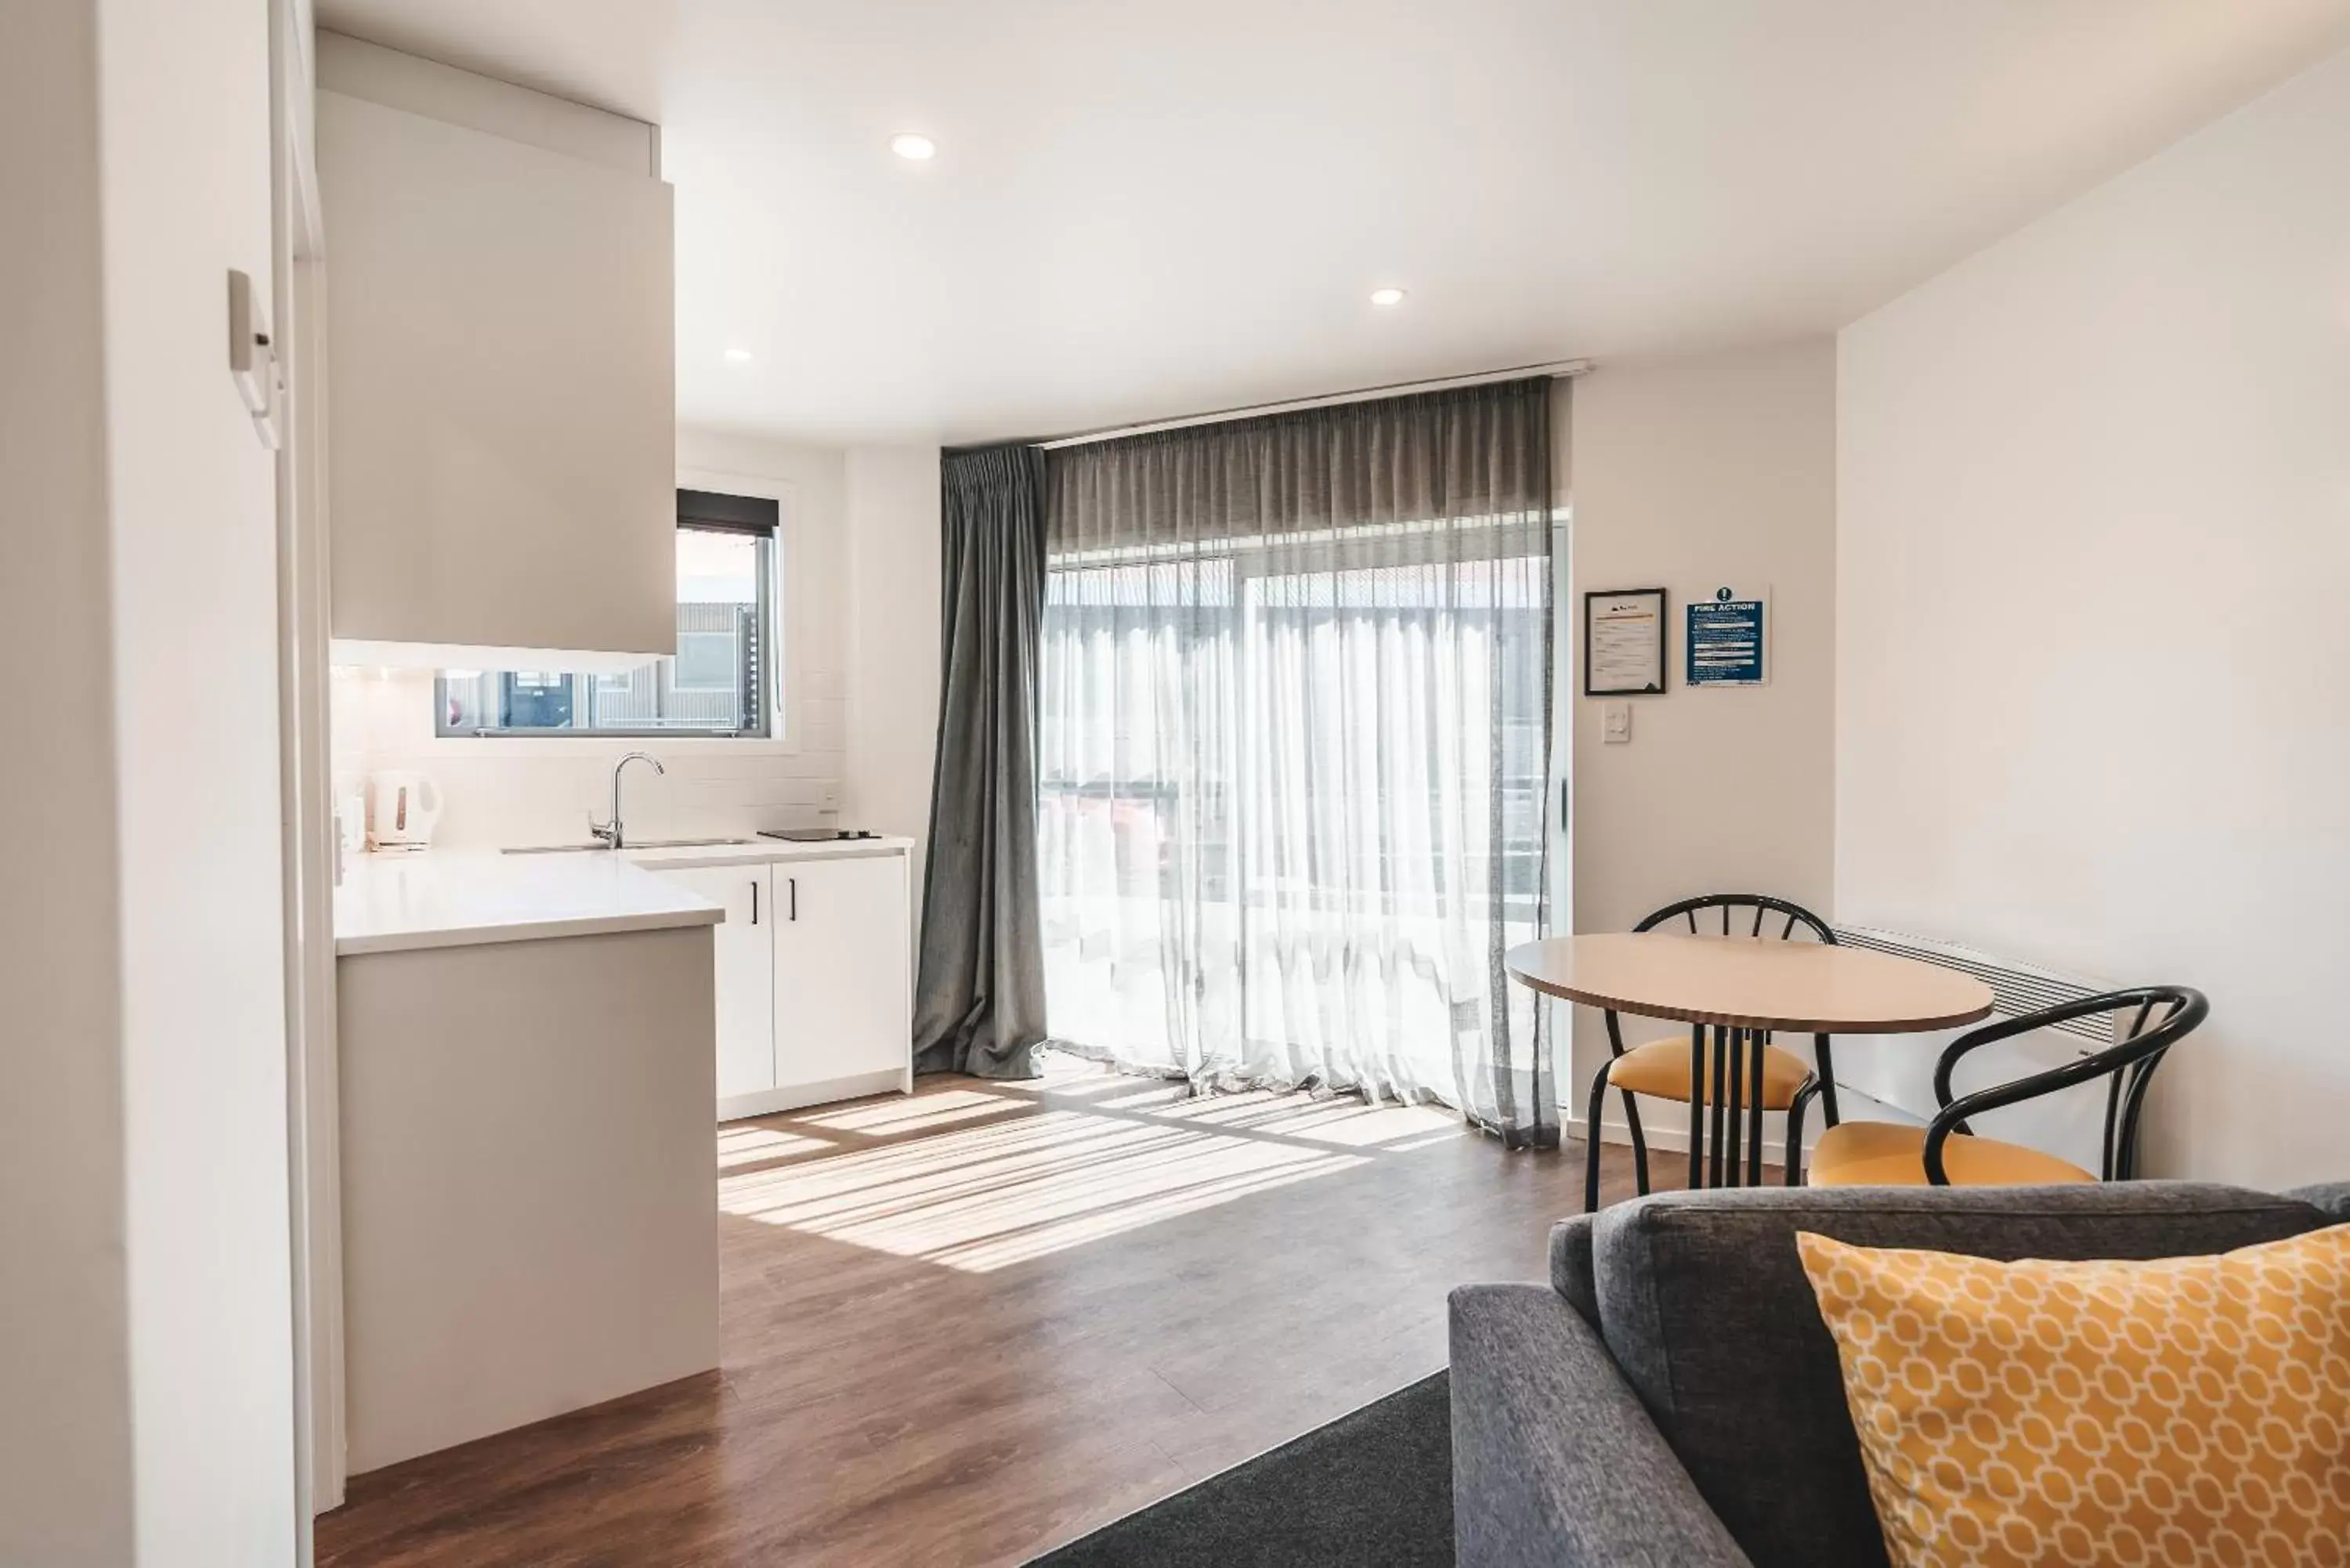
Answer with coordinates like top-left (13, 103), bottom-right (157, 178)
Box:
top-left (331, 826), bottom-right (913, 1472)
top-left (310, 34), bottom-right (932, 1487)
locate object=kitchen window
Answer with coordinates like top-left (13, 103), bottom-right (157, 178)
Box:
top-left (436, 490), bottom-right (779, 737)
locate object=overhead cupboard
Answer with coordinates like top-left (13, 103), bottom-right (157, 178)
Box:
top-left (316, 33), bottom-right (678, 665)
top-left (645, 844), bottom-right (915, 1119)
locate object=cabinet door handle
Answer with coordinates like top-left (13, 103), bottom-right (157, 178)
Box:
top-left (789, 876), bottom-right (797, 922)
top-left (750, 880), bottom-right (759, 925)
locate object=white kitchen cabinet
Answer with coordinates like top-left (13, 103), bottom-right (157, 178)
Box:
top-left (772, 854), bottom-right (914, 1093)
top-left (317, 81), bottom-right (676, 659)
top-left (650, 865), bottom-right (776, 1104)
top-left (338, 923), bottom-right (718, 1472)
top-left (644, 847), bottom-right (913, 1120)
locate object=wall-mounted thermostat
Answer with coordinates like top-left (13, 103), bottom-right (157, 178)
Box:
top-left (227, 269), bottom-right (282, 451)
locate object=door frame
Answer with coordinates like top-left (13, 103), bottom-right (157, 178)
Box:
top-left (270, 0), bottom-right (345, 1533)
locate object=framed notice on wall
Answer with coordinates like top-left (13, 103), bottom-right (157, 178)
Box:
top-left (1583, 589), bottom-right (1667, 695)
top-left (1686, 584), bottom-right (1769, 686)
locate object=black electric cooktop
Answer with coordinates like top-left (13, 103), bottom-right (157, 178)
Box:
top-left (757, 828), bottom-right (884, 843)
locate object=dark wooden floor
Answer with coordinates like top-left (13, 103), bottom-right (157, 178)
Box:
top-left (316, 1055), bottom-right (1691, 1567)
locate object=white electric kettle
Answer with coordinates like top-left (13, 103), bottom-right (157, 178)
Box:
top-left (369, 771), bottom-right (443, 851)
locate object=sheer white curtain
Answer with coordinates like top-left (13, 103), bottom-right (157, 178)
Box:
top-left (1036, 379), bottom-right (1556, 1144)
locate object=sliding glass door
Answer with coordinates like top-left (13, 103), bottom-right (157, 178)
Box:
top-left (1038, 476), bottom-right (1553, 1136)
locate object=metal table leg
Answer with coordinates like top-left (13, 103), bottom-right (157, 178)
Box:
top-left (1708, 1025), bottom-right (1729, 1187)
top-left (1687, 1024), bottom-right (1705, 1190)
top-left (1726, 1027), bottom-right (1747, 1186)
top-left (1747, 1030), bottom-right (1768, 1186)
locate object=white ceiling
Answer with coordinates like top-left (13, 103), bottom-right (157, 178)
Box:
top-left (316, 0), bottom-right (2350, 446)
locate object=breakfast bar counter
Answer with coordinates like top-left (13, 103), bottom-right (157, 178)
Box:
top-left (333, 850), bottom-right (722, 1474)
top-left (333, 847), bottom-right (723, 956)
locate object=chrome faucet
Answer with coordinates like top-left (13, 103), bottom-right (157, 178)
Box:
top-left (590, 751), bottom-right (666, 850)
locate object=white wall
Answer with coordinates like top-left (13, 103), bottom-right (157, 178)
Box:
top-left (844, 446), bottom-right (945, 906)
top-left (1837, 44), bottom-right (2350, 1190)
top-left (331, 432), bottom-right (945, 858)
top-left (1566, 341), bottom-right (1839, 1139)
top-left (103, 0), bottom-right (298, 1558)
top-left (0, 3), bottom-right (137, 1561)
top-left (1, 1), bottom-right (299, 1563)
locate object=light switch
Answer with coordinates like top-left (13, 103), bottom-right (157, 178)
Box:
top-left (1602, 701), bottom-right (1632, 744)
top-left (226, 269), bottom-right (280, 450)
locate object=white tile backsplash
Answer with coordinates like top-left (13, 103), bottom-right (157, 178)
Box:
top-left (331, 667), bottom-right (844, 850)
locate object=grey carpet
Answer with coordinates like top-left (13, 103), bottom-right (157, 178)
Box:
top-left (1027, 1371), bottom-right (1452, 1566)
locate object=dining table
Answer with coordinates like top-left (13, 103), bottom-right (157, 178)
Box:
top-left (1505, 931), bottom-right (1995, 1187)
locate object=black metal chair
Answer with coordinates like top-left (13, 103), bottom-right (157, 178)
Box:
top-left (1583, 893), bottom-right (1843, 1211)
top-left (1807, 985), bottom-right (2207, 1187)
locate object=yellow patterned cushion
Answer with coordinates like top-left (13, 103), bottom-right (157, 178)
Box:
top-left (1605, 1035), bottom-right (1813, 1109)
top-left (1795, 1226), bottom-right (2350, 1568)
top-left (1807, 1120), bottom-right (2097, 1187)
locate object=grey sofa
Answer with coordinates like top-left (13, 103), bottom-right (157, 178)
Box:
top-left (1449, 1180), bottom-right (2350, 1568)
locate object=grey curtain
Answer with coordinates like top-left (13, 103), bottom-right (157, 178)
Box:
top-left (1038, 378), bottom-right (1558, 1147)
top-left (913, 446), bottom-right (1050, 1078)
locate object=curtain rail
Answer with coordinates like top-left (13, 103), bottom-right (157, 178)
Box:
top-left (1034, 359), bottom-right (1591, 450)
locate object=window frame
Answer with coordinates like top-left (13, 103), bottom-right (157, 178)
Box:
top-left (670, 630), bottom-right (740, 693)
top-left (433, 489), bottom-right (781, 740)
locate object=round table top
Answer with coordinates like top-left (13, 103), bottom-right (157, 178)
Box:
top-left (1504, 932), bottom-right (1995, 1034)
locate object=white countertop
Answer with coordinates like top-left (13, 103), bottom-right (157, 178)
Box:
top-left (620, 835), bottom-right (913, 872)
top-left (333, 836), bottom-right (913, 956)
top-left (335, 849), bottom-right (725, 956)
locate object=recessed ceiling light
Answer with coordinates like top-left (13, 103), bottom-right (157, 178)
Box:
top-left (723, 346), bottom-right (754, 363)
top-left (890, 132), bottom-right (938, 161)
top-left (1370, 287), bottom-right (1408, 307)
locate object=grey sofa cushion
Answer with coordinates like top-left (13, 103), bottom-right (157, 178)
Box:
top-left (1589, 1182), bottom-right (2329, 1568)
top-left (1548, 1214), bottom-right (1598, 1328)
top-left (1452, 1285), bottom-right (1753, 1568)
top-left (2287, 1182), bottom-right (2350, 1223)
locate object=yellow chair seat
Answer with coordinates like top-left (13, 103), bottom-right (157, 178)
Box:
top-left (1807, 1119), bottom-right (2096, 1188)
top-left (1604, 1036), bottom-right (1813, 1111)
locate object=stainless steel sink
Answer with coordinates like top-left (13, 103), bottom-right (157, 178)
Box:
top-left (501, 837), bottom-right (759, 854)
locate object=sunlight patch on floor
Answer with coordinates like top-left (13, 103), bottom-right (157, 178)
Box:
top-left (797, 1088), bottom-right (1026, 1136)
top-left (985, 1058), bottom-right (1149, 1098)
top-left (719, 1107), bottom-right (1368, 1272)
top-left (1092, 1082), bottom-right (1197, 1111)
top-left (716, 1125), bottom-right (833, 1168)
top-left (1384, 1127), bottom-right (1471, 1151)
top-left (1144, 1089), bottom-right (1463, 1147)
